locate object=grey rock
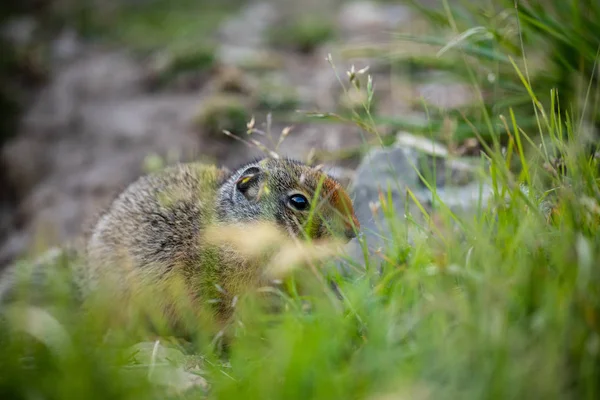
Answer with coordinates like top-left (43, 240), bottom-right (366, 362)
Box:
top-left (21, 50), bottom-right (147, 133)
top-left (0, 232), bottom-right (29, 268)
top-left (1, 17), bottom-right (36, 48)
top-left (415, 81), bottom-right (475, 110)
top-left (216, 2), bottom-right (278, 65)
top-left (396, 132), bottom-right (480, 187)
top-left (342, 136), bottom-right (492, 269)
top-left (443, 158), bottom-right (482, 187)
top-left (343, 145), bottom-right (422, 266)
top-left (218, 2), bottom-right (278, 46)
top-left (337, 1), bottom-right (412, 41)
top-left (62, 51), bottom-right (147, 101)
top-left (51, 29), bottom-right (83, 64)
top-left (217, 46), bottom-right (265, 67)
top-left (395, 131), bottom-right (449, 157)
top-left (2, 137), bottom-right (51, 199)
top-left (433, 182), bottom-right (493, 213)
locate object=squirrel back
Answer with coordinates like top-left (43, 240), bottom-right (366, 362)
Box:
top-left (84, 163), bottom-right (227, 291)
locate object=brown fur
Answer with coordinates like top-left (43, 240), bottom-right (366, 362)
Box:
top-left (81, 157), bottom-right (360, 333)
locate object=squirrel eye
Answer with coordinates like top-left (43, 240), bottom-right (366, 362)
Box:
top-left (288, 194), bottom-right (309, 211)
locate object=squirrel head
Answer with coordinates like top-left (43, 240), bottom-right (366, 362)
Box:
top-left (217, 158), bottom-right (360, 242)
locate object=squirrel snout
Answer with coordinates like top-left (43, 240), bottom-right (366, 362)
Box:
top-left (344, 215), bottom-right (360, 241)
top-left (343, 219), bottom-right (360, 240)
top-left (344, 227), bottom-right (357, 240)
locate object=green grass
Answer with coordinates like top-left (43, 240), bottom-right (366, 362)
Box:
top-left (1, 2), bottom-right (600, 399)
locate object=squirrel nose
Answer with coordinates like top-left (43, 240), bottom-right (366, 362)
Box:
top-left (344, 215), bottom-right (360, 241)
top-left (343, 216), bottom-right (360, 241)
top-left (344, 227), bottom-right (357, 240)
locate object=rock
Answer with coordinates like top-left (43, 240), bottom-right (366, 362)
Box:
top-left (395, 131), bottom-right (449, 157)
top-left (63, 51), bottom-right (147, 101)
top-left (0, 202), bottom-right (11, 243)
top-left (370, 76), bottom-right (415, 118)
top-left (396, 131), bottom-right (480, 187)
top-left (443, 158), bottom-right (482, 186)
top-left (337, 1), bottom-right (412, 42)
top-left (218, 2), bottom-right (278, 47)
top-left (2, 137), bottom-right (51, 199)
top-left (21, 50), bottom-right (148, 134)
top-left (0, 232), bottom-right (29, 268)
top-left (415, 78), bottom-right (476, 110)
top-left (51, 29), bottom-right (83, 64)
top-left (217, 46), bottom-right (263, 67)
top-left (343, 136), bottom-right (491, 268)
top-left (343, 145), bottom-right (421, 265)
top-left (1, 17), bottom-right (37, 48)
top-left (433, 181), bottom-right (493, 213)
top-left (276, 50), bottom-right (343, 111)
top-left (0, 184), bottom-right (17, 264)
top-left (216, 2), bottom-right (279, 65)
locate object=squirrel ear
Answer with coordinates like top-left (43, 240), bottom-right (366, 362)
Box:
top-left (235, 167), bottom-right (262, 200)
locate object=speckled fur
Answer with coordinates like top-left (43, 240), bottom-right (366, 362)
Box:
top-left (83, 157), bottom-right (360, 325)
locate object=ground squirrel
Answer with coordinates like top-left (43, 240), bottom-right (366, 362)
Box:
top-left (81, 157), bottom-right (360, 329)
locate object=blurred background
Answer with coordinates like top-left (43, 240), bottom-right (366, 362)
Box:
top-left (0, 0), bottom-right (598, 266)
